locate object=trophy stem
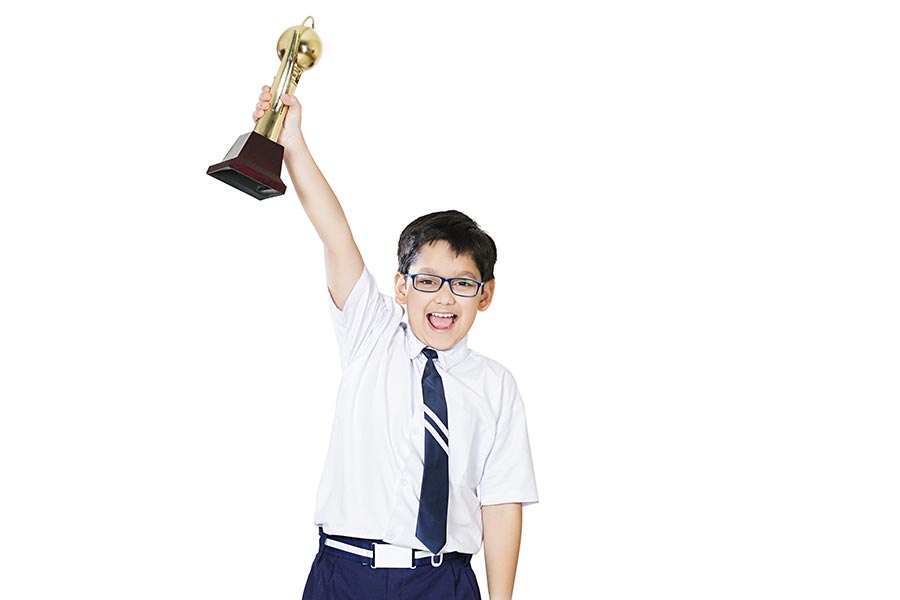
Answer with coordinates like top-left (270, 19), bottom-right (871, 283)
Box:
top-left (254, 29), bottom-right (305, 143)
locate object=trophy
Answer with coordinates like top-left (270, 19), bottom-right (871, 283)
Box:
top-left (207, 17), bottom-right (322, 200)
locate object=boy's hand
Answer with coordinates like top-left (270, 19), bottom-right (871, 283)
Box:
top-left (253, 85), bottom-right (304, 152)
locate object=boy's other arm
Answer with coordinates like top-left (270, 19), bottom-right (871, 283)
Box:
top-left (481, 502), bottom-right (523, 600)
top-left (254, 86), bottom-right (363, 309)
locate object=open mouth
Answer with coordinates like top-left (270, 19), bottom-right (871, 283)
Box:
top-left (427, 312), bottom-right (457, 331)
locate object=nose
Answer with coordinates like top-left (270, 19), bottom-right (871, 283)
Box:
top-left (434, 281), bottom-right (456, 304)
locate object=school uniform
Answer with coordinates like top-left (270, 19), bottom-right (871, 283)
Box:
top-left (303, 266), bottom-right (538, 599)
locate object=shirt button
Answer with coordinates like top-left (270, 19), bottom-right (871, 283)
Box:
top-left (400, 479), bottom-right (408, 486)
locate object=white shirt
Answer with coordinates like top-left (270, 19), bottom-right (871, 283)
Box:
top-left (313, 267), bottom-right (539, 554)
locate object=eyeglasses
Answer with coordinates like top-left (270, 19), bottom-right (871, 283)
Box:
top-left (405, 273), bottom-right (485, 297)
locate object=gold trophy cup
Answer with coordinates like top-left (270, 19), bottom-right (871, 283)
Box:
top-left (207, 17), bottom-right (322, 200)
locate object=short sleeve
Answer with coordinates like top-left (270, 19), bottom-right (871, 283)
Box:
top-left (477, 372), bottom-right (539, 507)
top-left (329, 266), bottom-right (404, 367)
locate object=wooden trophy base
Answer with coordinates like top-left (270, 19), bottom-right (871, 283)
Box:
top-left (207, 132), bottom-right (286, 200)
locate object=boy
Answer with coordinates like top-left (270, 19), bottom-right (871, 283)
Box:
top-left (253, 86), bottom-right (538, 600)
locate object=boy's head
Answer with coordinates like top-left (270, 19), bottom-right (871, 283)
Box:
top-left (394, 210), bottom-right (497, 350)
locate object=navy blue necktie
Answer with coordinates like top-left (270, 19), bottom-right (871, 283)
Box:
top-left (416, 348), bottom-right (449, 554)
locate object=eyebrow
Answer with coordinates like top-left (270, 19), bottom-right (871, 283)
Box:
top-left (419, 268), bottom-right (479, 279)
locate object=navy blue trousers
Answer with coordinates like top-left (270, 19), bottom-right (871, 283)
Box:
top-left (302, 529), bottom-right (482, 600)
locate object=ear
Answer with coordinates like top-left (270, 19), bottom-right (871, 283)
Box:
top-left (477, 279), bottom-right (495, 312)
top-left (394, 273), bottom-right (409, 305)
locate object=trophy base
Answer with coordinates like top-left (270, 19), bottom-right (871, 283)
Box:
top-left (207, 132), bottom-right (287, 200)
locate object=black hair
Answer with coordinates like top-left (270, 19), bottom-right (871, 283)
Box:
top-left (397, 210), bottom-right (498, 282)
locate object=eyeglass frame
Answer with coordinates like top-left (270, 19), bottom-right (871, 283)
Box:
top-left (404, 272), bottom-right (486, 297)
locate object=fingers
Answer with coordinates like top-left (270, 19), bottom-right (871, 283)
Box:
top-left (253, 98), bottom-right (268, 121)
top-left (253, 85), bottom-right (271, 122)
top-left (252, 86), bottom-right (301, 122)
top-left (258, 86), bottom-right (271, 109)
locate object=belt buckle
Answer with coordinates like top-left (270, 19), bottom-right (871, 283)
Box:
top-left (371, 543), bottom-right (416, 569)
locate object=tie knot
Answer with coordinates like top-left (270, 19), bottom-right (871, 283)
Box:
top-left (422, 348), bottom-right (438, 361)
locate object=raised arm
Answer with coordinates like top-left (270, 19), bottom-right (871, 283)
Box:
top-left (254, 85), bottom-right (364, 309)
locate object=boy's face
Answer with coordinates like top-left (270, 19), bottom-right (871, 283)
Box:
top-left (394, 240), bottom-right (495, 351)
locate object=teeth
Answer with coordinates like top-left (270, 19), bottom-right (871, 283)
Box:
top-left (430, 312), bottom-right (456, 318)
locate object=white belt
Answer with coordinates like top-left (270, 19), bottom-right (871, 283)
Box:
top-left (324, 538), bottom-right (445, 568)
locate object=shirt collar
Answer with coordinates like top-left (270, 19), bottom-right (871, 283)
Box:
top-left (405, 326), bottom-right (469, 370)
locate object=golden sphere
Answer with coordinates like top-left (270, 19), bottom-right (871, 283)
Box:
top-left (277, 24), bottom-right (322, 70)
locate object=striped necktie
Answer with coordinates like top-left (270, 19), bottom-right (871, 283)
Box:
top-left (415, 347), bottom-right (449, 554)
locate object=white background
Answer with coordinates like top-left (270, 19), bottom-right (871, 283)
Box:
top-left (1, 1), bottom-right (898, 598)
